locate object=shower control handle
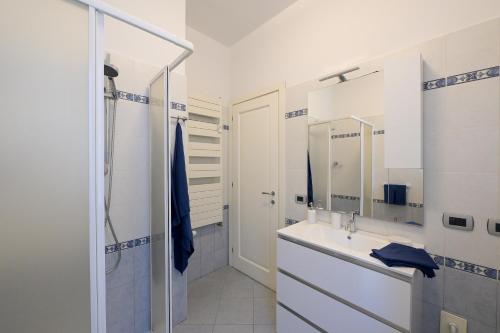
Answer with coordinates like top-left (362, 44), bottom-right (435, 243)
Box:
top-left (262, 191), bottom-right (275, 196)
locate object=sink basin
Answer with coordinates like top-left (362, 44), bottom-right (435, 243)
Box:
top-left (278, 221), bottom-right (423, 277)
top-left (282, 221), bottom-right (389, 251)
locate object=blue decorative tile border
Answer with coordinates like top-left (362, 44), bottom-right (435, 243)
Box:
top-left (171, 101), bottom-right (186, 111)
top-left (445, 257), bottom-right (498, 280)
top-left (331, 132), bottom-right (360, 139)
top-left (331, 129), bottom-right (384, 136)
top-left (428, 253), bottom-right (498, 280)
top-left (115, 90), bottom-right (187, 112)
top-left (117, 90), bottom-right (149, 104)
top-left (430, 253), bottom-right (445, 266)
top-left (447, 66), bottom-right (499, 86)
top-left (423, 78), bottom-right (446, 91)
top-left (332, 194), bottom-right (360, 201)
top-left (373, 198), bottom-right (424, 208)
top-left (105, 236), bottom-right (150, 254)
top-left (285, 108), bottom-right (308, 119)
top-left (423, 65), bottom-right (499, 91)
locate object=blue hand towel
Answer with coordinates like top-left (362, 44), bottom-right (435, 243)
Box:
top-left (370, 243), bottom-right (439, 278)
top-left (384, 184), bottom-right (407, 206)
top-left (171, 122), bottom-right (194, 273)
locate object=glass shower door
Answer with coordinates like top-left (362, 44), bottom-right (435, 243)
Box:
top-left (0, 1), bottom-right (91, 332)
top-left (149, 68), bottom-right (171, 333)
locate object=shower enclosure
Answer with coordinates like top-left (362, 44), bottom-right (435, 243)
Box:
top-left (149, 68), bottom-right (172, 332)
top-left (308, 116), bottom-right (373, 215)
top-left (83, 1), bottom-right (192, 330)
top-left (0, 0), bottom-right (193, 332)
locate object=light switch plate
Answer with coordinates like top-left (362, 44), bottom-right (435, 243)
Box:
top-left (440, 311), bottom-right (467, 333)
top-left (295, 194), bottom-right (307, 205)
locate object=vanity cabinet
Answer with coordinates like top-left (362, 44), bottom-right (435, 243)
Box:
top-left (276, 236), bottom-right (422, 333)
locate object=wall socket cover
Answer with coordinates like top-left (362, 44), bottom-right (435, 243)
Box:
top-left (487, 218), bottom-right (500, 237)
top-left (440, 311), bottom-right (467, 333)
top-left (442, 212), bottom-right (474, 231)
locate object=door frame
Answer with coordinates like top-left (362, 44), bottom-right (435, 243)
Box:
top-left (229, 84), bottom-right (285, 287)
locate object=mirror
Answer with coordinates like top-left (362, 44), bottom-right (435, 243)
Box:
top-left (307, 70), bottom-right (424, 225)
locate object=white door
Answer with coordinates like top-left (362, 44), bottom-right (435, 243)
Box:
top-left (231, 91), bottom-right (279, 290)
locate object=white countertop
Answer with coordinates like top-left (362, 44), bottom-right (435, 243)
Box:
top-left (278, 221), bottom-right (424, 278)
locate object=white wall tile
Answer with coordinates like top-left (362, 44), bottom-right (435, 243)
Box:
top-left (284, 113), bottom-right (308, 225)
top-left (446, 18), bottom-right (500, 76)
top-left (285, 116), bottom-right (308, 171)
top-left (425, 170), bottom-right (498, 267)
top-left (283, 20), bottom-right (500, 270)
top-left (285, 169), bottom-right (307, 222)
top-left (421, 37), bottom-right (447, 82)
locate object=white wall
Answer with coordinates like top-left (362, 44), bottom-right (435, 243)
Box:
top-left (225, 0), bottom-right (500, 270)
top-left (185, 27), bottom-right (232, 206)
top-left (105, 0), bottom-right (186, 72)
top-left (230, 0), bottom-right (500, 98)
top-left (284, 19), bottom-right (500, 272)
top-left (186, 27), bottom-right (231, 105)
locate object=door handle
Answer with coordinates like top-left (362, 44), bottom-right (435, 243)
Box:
top-left (262, 191), bottom-right (275, 196)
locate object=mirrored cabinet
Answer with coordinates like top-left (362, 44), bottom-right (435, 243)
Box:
top-left (307, 53), bottom-right (424, 225)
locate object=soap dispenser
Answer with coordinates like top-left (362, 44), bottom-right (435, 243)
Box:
top-left (307, 203), bottom-right (317, 224)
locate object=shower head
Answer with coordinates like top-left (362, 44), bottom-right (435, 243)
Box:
top-left (104, 64), bottom-right (119, 78)
top-left (319, 66), bottom-right (360, 83)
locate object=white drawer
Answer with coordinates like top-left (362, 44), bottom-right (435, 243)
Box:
top-left (277, 238), bottom-right (411, 330)
top-left (277, 272), bottom-right (399, 333)
top-left (277, 304), bottom-right (321, 333)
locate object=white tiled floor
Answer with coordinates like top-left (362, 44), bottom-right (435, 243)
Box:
top-left (174, 266), bottom-right (276, 333)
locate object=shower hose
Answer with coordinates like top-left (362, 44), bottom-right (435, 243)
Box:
top-left (105, 77), bottom-right (121, 274)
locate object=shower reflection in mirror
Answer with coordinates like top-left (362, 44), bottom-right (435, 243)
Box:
top-left (307, 69), bottom-right (424, 225)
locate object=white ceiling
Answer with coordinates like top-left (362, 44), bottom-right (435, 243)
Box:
top-left (186, 0), bottom-right (299, 46)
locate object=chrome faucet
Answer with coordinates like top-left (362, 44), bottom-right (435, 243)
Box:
top-left (345, 211), bottom-right (359, 233)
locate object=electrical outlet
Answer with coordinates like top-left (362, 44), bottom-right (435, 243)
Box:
top-left (440, 311), bottom-right (467, 333)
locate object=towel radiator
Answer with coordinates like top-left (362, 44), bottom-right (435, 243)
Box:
top-left (187, 96), bottom-right (224, 229)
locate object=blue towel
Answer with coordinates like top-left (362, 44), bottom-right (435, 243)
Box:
top-left (307, 151), bottom-right (314, 207)
top-left (384, 184), bottom-right (407, 206)
top-left (171, 122), bottom-right (194, 273)
top-left (370, 243), bottom-right (439, 278)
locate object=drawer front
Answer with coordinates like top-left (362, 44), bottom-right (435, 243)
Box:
top-left (277, 238), bottom-right (411, 330)
top-left (277, 305), bottom-right (321, 333)
top-left (277, 272), bottom-right (399, 333)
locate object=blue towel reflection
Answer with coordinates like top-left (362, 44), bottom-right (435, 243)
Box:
top-left (384, 184), bottom-right (407, 206)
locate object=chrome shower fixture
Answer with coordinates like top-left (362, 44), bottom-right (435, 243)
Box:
top-left (319, 66), bottom-right (360, 83)
top-left (104, 64), bottom-right (119, 78)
